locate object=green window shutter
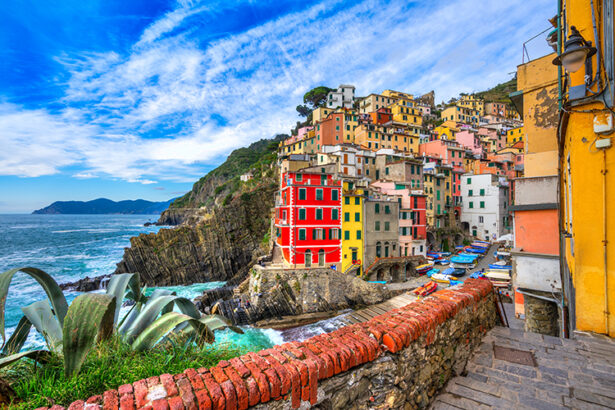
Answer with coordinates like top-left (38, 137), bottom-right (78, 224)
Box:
top-left (299, 188), bottom-right (306, 200)
top-left (355, 212), bottom-right (360, 222)
top-left (344, 212), bottom-right (350, 221)
top-left (344, 230), bottom-right (350, 240)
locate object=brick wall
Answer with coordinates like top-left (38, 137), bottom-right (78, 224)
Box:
top-left (36, 279), bottom-right (496, 410)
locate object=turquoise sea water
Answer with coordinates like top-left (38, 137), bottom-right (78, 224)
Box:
top-left (0, 214), bottom-right (283, 350)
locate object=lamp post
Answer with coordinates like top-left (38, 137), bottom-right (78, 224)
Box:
top-left (553, 26), bottom-right (597, 76)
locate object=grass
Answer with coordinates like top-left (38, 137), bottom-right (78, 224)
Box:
top-left (2, 336), bottom-right (266, 409)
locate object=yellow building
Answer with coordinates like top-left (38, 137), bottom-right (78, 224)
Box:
top-left (557, 0), bottom-right (615, 337)
top-left (342, 180), bottom-right (365, 274)
top-left (506, 126), bottom-right (525, 146)
top-left (456, 94), bottom-right (485, 115)
top-left (441, 105), bottom-right (480, 126)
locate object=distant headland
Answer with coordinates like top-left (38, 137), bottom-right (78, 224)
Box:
top-left (32, 198), bottom-right (175, 214)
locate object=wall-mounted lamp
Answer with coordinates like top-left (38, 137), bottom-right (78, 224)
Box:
top-left (553, 26), bottom-right (596, 73)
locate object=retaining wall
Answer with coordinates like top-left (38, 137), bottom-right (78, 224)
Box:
top-left (37, 279), bottom-right (496, 410)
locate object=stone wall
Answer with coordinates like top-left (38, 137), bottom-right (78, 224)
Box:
top-left (36, 279), bottom-right (496, 410)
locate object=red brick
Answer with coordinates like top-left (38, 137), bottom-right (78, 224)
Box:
top-left (239, 357), bottom-right (270, 403)
top-left (200, 370), bottom-right (226, 410)
top-left (133, 380), bottom-right (149, 408)
top-left (258, 351), bottom-right (291, 396)
top-left (193, 389), bottom-right (212, 410)
top-left (102, 389), bottom-right (119, 410)
top-left (167, 396), bottom-right (184, 410)
top-left (223, 365), bottom-right (249, 410)
top-left (228, 357), bottom-right (250, 378)
top-left (119, 392), bottom-right (135, 409)
top-left (67, 401), bottom-right (84, 410)
top-left (184, 368), bottom-right (205, 391)
top-left (176, 375), bottom-right (198, 410)
top-left (210, 366), bottom-right (237, 410)
top-left (304, 358), bottom-right (318, 405)
top-left (151, 398), bottom-right (169, 410)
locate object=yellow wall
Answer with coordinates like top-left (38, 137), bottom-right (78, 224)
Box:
top-left (342, 181), bottom-right (364, 274)
top-left (561, 0), bottom-right (615, 336)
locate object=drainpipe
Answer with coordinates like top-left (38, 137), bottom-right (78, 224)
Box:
top-left (602, 149), bottom-right (609, 334)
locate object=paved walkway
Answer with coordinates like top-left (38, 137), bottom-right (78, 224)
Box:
top-left (431, 323), bottom-right (615, 409)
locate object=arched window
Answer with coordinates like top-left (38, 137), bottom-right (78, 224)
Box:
top-left (305, 250), bottom-right (312, 268)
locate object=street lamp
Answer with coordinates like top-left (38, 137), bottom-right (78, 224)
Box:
top-left (553, 26), bottom-right (597, 73)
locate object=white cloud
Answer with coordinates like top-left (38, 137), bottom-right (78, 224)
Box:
top-left (3, 0), bottom-right (554, 182)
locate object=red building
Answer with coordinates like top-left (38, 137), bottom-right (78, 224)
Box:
top-left (274, 167), bottom-right (342, 268)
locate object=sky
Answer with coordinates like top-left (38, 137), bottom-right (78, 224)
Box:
top-left (0, 0), bottom-right (554, 213)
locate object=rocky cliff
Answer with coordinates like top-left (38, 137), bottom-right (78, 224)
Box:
top-left (114, 136), bottom-right (283, 286)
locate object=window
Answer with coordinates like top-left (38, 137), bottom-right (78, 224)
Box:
top-left (296, 174), bottom-right (302, 181)
top-left (480, 201), bottom-right (485, 208)
top-left (480, 188), bottom-right (485, 196)
top-left (355, 212), bottom-right (360, 222)
top-left (345, 197), bottom-right (350, 205)
top-left (356, 230), bottom-right (361, 239)
top-left (469, 201), bottom-right (474, 209)
top-left (331, 189), bottom-right (339, 201)
top-left (344, 230), bottom-right (350, 240)
top-left (316, 208), bottom-right (323, 220)
top-left (316, 189), bottom-right (323, 200)
top-left (375, 203), bottom-right (380, 214)
top-left (298, 229), bottom-right (306, 240)
top-left (332, 209), bottom-right (339, 220)
top-left (299, 188), bottom-right (306, 200)
top-left (384, 221), bottom-right (390, 231)
top-left (344, 212), bottom-right (350, 222)
top-left (298, 208), bottom-right (306, 220)
top-left (375, 221), bottom-right (381, 231)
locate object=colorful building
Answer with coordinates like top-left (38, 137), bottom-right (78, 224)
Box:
top-left (341, 179), bottom-right (366, 274)
top-left (274, 165), bottom-right (342, 268)
top-left (557, 0), bottom-right (615, 337)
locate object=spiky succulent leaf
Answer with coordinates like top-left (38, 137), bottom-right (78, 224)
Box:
top-left (62, 293), bottom-right (116, 377)
top-left (2, 316), bottom-right (32, 356)
top-left (0, 267), bottom-right (68, 346)
top-left (131, 312), bottom-right (214, 351)
top-left (106, 273), bottom-right (140, 326)
top-left (122, 295), bottom-right (200, 343)
top-left (22, 300), bottom-right (63, 352)
top-left (0, 350), bottom-right (51, 368)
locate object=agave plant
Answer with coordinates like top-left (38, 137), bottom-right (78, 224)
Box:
top-left (0, 267), bottom-right (242, 376)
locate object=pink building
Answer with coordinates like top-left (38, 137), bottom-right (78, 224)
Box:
top-left (455, 130), bottom-right (483, 157)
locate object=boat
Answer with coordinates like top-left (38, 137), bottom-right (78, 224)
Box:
top-left (412, 281), bottom-right (437, 297)
top-left (426, 268), bottom-right (440, 277)
top-left (432, 273), bottom-right (459, 283)
top-left (415, 262), bottom-right (434, 275)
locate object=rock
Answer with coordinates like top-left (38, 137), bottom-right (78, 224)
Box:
top-left (60, 275), bottom-right (110, 292)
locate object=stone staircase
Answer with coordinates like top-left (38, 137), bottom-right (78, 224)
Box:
top-left (431, 326), bottom-right (615, 409)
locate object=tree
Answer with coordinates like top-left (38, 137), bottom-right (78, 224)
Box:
top-left (303, 86), bottom-right (334, 109)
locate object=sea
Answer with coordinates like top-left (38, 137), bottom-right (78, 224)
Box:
top-left (0, 214), bottom-right (346, 351)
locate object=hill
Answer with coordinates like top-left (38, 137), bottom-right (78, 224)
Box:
top-left (475, 77), bottom-right (517, 103)
top-left (32, 198), bottom-right (174, 215)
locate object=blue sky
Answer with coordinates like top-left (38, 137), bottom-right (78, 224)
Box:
top-left (0, 0), bottom-right (553, 213)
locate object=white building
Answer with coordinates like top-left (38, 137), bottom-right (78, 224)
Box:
top-left (460, 173), bottom-right (510, 241)
top-left (326, 85), bottom-right (355, 109)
